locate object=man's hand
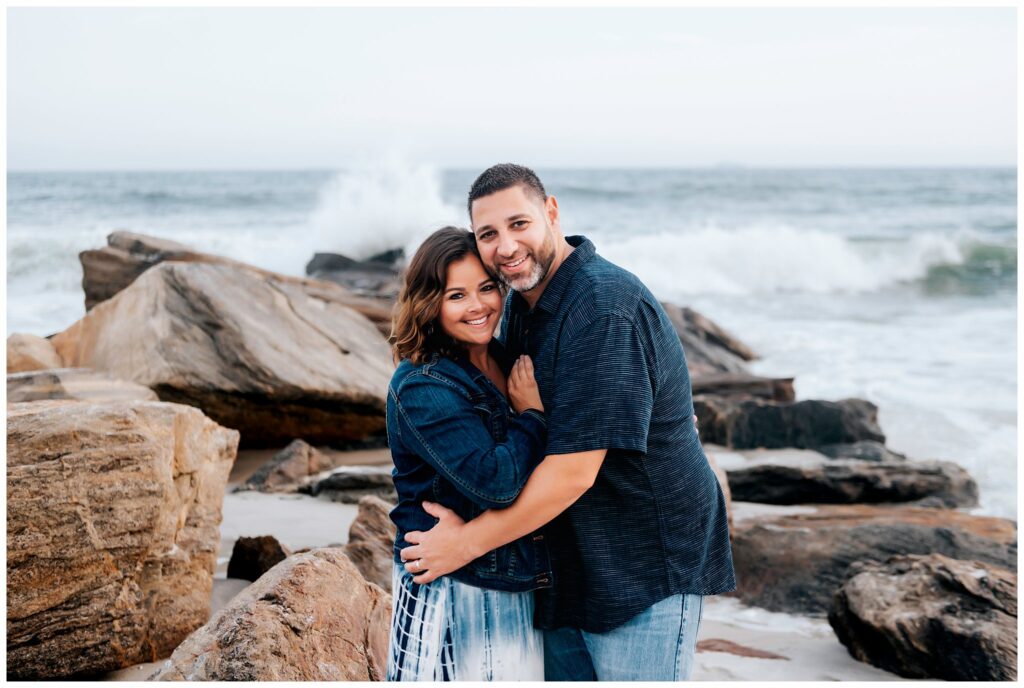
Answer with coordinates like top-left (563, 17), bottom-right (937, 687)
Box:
top-left (400, 501), bottom-right (472, 584)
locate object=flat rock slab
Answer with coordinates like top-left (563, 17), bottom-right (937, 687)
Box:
top-left (695, 396), bottom-right (885, 449)
top-left (7, 367), bottom-right (158, 403)
top-left (730, 502), bottom-right (1017, 616)
top-left (829, 553), bottom-right (1017, 681)
top-left (6, 399), bottom-right (239, 679)
top-left (51, 260), bottom-right (395, 448)
top-left (302, 464), bottom-right (397, 504)
top-left (148, 548), bottom-right (391, 681)
top-left (716, 448), bottom-right (977, 507)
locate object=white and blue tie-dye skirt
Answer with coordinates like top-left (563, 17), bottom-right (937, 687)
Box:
top-left (386, 562), bottom-right (544, 681)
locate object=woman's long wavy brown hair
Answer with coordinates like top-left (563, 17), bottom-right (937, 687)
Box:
top-left (390, 226), bottom-right (499, 364)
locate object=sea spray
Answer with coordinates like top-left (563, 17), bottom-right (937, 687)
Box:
top-left (308, 157), bottom-right (462, 262)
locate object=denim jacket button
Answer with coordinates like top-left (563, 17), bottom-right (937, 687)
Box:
top-left (533, 534), bottom-right (544, 541)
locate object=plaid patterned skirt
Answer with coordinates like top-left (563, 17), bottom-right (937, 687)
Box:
top-left (386, 562), bottom-right (544, 681)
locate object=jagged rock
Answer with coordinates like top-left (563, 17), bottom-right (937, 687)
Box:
top-left (661, 303), bottom-right (756, 377)
top-left (345, 496), bottom-right (397, 590)
top-left (829, 554), bottom-right (1017, 681)
top-left (51, 261), bottom-right (394, 448)
top-left (718, 449), bottom-right (977, 507)
top-left (302, 465), bottom-right (397, 504)
top-left (730, 503), bottom-right (1016, 615)
top-left (694, 396), bottom-right (885, 449)
top-left (817, 440), bottom-right (907, 462)
top-left (306, 251), bottom-right (401, 299)
top-left (6, 399), bottom-right (238, 679)
top-left (240, 439), bottom-right (338, 493)
top-left (227, 536), bottom-right (291, 582)
top-left (80, 231), bottom-right (394, 336)
top-left (147, 548), bottom-right (391, 681)
top-left (7, 332), bottom-right (63, 372)
top-left (7, 368), bottom-right (158, 403)
top-left (691, 372), bottom-right (795, 402)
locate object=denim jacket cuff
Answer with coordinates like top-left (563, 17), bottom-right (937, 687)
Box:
top-left (519, 408), bottom-right (547, 427)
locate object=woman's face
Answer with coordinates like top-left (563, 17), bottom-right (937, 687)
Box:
top-left (438, 254), bottom-right (503, 347)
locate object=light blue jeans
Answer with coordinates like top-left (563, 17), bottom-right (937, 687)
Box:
top-left (544, 593), bottom-right (705, 681)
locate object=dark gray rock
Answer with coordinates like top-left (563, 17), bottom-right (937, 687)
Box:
top-left (305, 251), bottom-right (401, 299)
top-left (694, 396), bottom-right (885, 449)
top-left (730, 503), bottom-right (1017, 615)
top-left (725, 454), bottom-right (978, 507)
top-left (227, 535), bottom-right (291, 582)
top-left (301, 465), bottom-right (396, 504)
top-left (829, 553), bottom-right (1017, 681)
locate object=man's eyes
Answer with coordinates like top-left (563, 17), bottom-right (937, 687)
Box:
top-left (478, 231), bottom-right (496, 241)
top-left (512, 220), bottom-right (528, 229)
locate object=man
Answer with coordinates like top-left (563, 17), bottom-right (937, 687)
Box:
top-left (400, 163), bottom-right (735, 681)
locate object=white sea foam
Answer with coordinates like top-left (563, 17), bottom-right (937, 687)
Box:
top-left (595, 223), bottom-right (968, 300)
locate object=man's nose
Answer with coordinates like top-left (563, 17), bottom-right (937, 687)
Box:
top-left (496, 232), bottom-right (517, 258)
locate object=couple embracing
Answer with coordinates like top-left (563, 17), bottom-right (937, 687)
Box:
top-left (385, 164), bottom-right (736, 681)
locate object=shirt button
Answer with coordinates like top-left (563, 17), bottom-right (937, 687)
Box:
top-left (533, 535), bottom-right (544, 541)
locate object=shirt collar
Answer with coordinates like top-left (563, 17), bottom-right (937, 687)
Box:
top-left (511, 235), bottom-right (596, 316)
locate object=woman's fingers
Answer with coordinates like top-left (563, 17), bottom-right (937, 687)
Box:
top-left (522, 355), bottom-right (534, 378)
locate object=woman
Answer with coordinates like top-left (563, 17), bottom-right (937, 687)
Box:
top-left (385, 226), bottom-right (551, 681)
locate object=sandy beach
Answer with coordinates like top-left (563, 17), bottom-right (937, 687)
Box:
top-left (103, 452), bottom-right (905, 682)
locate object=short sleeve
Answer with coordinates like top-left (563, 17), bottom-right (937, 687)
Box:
top-left (545, 315), bottom-right (653, 455)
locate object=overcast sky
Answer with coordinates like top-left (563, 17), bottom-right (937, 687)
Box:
top-left (7, 7), bottom-right (1017, 170)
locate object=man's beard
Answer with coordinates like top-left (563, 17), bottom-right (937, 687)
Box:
top-left (494, 230), bottom-right (557, 293)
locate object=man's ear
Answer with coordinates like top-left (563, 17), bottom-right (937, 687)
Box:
top-left (546, 194), bottom-right (560, 231)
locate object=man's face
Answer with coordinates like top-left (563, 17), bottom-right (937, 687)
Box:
top-left (470, 184), bottom-right (560, 293)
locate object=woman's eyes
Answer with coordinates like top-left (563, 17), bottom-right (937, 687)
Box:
top-left (448, 285), bottom-right (497, 300)
top-left (481, 283), bottom-right (497, 292)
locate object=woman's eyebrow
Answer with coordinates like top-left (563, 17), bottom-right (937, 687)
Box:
top-left (444, 286), bottom-right (466, 294)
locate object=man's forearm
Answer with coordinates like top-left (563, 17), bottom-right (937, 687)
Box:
top-left (462, 450), bottom-right (605, 560)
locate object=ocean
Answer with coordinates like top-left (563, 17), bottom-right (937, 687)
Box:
top-left (6, 164), bottom-right (1017, 519)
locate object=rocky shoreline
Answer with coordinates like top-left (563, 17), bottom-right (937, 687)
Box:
top-left (6, 231), bottom-right (1017, 681)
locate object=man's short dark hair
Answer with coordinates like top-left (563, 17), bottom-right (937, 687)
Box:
top-left (467, 163), bottom-right (547, 217)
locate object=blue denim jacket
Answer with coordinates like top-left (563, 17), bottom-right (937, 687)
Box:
top-left (386, 342), bottom-right (553, 593)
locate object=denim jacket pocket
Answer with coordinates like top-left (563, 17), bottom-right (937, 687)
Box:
top-left (469, 391), bottom-right (509, 441)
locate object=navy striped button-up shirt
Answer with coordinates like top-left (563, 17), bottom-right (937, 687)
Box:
top-left (500, 235), bottom-right (736, 633)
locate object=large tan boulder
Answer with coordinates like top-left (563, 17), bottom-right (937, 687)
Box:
top-left (51, 260), bottom-right (395, 447)
top-left (7, 368), bottom-right (159, 403)
top-left (81, 231), bottom-right (394, 335)
top-left (345, 496), bottom-right (398, 590)
top-left (7, 332), bottom-right (63, 372)
top-left (6, 400), bottom-right (239, 679)
top-left (730, 502), bottom-right (1017, 615)
top-left (830, 553), bottom-right (1017, 681)
top-left (148, 548), bottom-right (391, 681)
